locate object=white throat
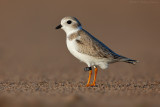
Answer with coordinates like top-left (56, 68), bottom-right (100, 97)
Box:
top-left (62, 26), bottom-right (82, 37)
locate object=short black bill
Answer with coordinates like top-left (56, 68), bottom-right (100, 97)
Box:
top-left (55, 24), bottom-right (62, 29)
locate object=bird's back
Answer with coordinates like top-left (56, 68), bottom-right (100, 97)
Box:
top-left (74, 29), bottom-right (127, 62)
top-left (83, 29), bottom-right (138, 64)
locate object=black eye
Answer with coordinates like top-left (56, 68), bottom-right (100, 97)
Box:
top-left (67, 20), bottom-right (72, 24)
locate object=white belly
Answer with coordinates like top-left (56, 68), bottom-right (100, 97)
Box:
top-left (66, 39), bottom-right (109, 69)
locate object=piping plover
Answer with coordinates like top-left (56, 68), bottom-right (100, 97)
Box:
top-left (56, 16), bottom-right (138, 87)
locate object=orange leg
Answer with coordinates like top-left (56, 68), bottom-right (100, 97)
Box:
top-left (90, 67), bottom-right (98, 86)
top-left (86, 70), bottom-right (92, 87)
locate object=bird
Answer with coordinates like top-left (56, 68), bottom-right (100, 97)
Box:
top-left (55, 16), bottom-right (138, 87)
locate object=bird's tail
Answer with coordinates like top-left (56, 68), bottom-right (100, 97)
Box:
top-left (123, 59), bottom-right (138, 65)
top-left (116, 55), bottom-right (138, 65)
top-left (112, 54), bottom-right (138, 65)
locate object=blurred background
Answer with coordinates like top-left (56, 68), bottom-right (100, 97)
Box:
top-left (0, 0), bottom-right (160, 106)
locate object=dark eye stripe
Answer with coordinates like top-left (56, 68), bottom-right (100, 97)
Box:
top-left (67, 20), bottom-right (72, 24)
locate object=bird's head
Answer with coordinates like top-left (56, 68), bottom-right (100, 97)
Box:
top-left (56, 16), bottom-right (82, 35)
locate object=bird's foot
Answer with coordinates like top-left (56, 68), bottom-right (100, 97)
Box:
top-left (85, 83), bottom-right (96, 87)
top-left (90, 83), bottom-right (96, 87)
top-left (85, 84), bottom-right (90, 87)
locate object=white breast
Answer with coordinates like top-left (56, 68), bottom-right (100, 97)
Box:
top-left (66, 39), bottom-right (88, 63)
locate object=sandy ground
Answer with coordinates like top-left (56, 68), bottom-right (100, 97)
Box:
top-left (0, 0), bottom-right (160, 107)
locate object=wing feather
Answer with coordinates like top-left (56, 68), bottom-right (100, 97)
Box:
top-left (76, 29), bottom-right (123, 60)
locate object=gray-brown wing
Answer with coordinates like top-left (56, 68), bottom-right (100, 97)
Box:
top-left (76, 30), bottom-right (123, 59)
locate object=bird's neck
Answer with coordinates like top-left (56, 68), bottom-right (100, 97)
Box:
top-left (64, 26), bottom-right (82, 37)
